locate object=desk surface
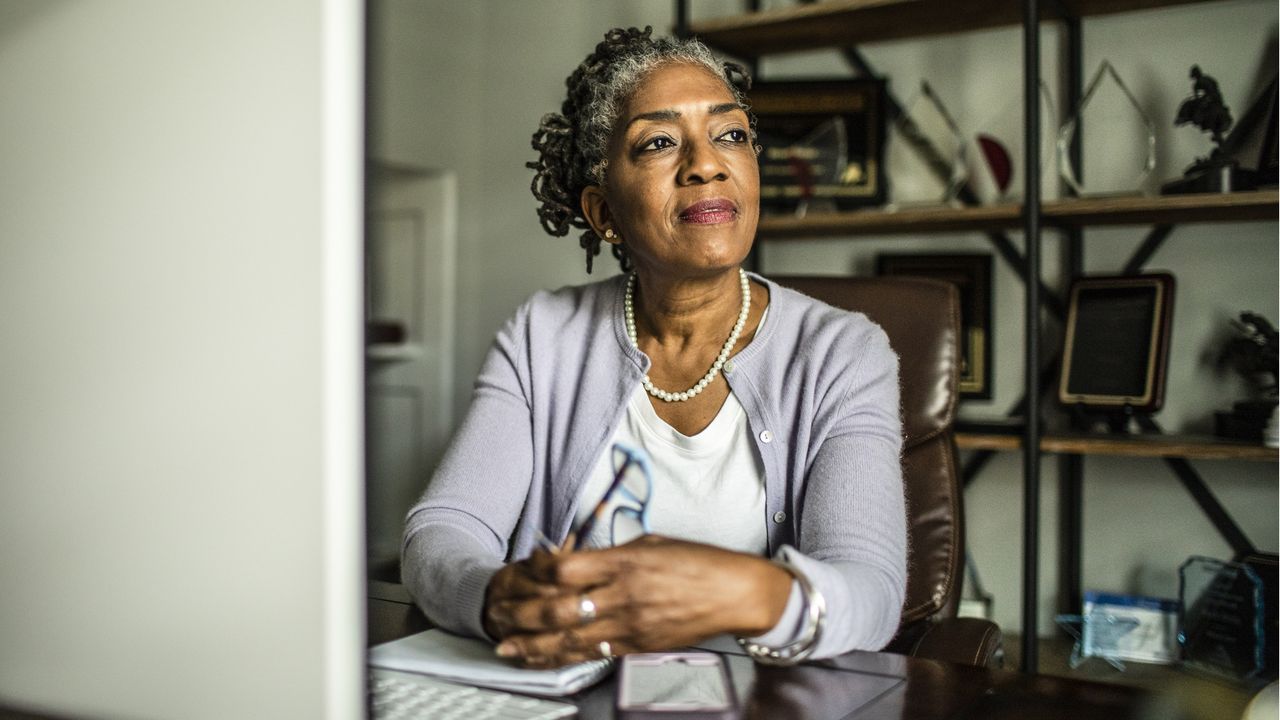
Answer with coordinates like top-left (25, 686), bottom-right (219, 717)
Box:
top-left (369, 581), bottom-right (1161, 720)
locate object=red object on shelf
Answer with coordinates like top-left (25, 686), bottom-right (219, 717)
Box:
top-left (977, 134), bottom-right (1013, 194)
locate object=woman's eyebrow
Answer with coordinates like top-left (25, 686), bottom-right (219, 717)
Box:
top-left (625, 102), bottom-right (747, 130)
top-left (626, 109), bottom-right (680, 128)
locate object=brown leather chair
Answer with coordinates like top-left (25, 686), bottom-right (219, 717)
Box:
top-left (774, 275), bottom-right (1003, 668)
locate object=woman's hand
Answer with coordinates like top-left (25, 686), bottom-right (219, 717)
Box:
top-left (482, 549), bottom-right (566, 641)
top-left (484, 535), bottom-right (793, 668)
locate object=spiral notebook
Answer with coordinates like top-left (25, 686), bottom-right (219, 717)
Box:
top-left (368, 629), bottom-right (615, 697)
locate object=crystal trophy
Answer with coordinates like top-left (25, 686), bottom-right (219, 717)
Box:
top-left (1056, 612), bottom-right (1141, 671)
top-left (1057, 60), bottom-right (1157, 196)
top-left (1179, 555), bottom-right (1267, 681)
top-left (897, 80), bottom-right (968, 204)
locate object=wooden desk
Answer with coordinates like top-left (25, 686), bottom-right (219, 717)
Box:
top-left (369, 581), bottom-right (1161, 720)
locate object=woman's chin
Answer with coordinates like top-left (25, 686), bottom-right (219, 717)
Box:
top-left (644, 258), bottom-right (751, 281)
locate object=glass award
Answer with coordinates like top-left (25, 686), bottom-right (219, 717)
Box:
top-left (1056, 590), bottom-right (1179, 671)
top-left (1039, 79), bottom-right (1058, 199)
top-left (1057, 60), bottom-right (1157, 196)
top-left (1056, 612), bottom-right (1141, 671)
top-left (1178, 556), bottom-right (1267, 681)
top-left (897, 80), bottom-right (968, 204)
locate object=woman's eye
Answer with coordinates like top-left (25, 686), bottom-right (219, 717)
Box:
top-left (718, 128), bottom-right (749, 143)
top-left (640, 136), bottom-right (675, 152)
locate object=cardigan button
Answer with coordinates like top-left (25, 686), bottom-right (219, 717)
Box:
top-left (723, 359), bottom-right (735, 374)
top-left (759, 430), bottom-right (773, 443)
top-left (773, 511), bottom-right (787, 523)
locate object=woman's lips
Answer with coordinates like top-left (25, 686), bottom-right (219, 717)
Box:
top-left (678, 198), bottom-right (738, 225)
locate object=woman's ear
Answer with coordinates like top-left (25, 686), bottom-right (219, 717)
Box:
top-left (580, 186), bottom-right (620, 244)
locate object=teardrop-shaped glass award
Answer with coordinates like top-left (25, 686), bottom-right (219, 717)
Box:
top-left (1058, 60), bottom-right (1157, 196)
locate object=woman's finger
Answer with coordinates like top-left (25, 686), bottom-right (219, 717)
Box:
top-left (489, 561), bottom-right (561, 601)
top-left (496, 618), bottom-right (633, 668)
top-left (552, 534), bottom-right (668, 588)
top-left (489, 577), bottom-right (634, 634)
top-left (489, 591), bottom-right (582, 634)
top-left (485, 560), bottom-right (567, 638)
top-left (522, 546), bottom-right (564, 584)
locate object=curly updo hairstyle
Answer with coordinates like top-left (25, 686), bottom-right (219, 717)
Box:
top-left (527, 26), bottom-right (757, 273)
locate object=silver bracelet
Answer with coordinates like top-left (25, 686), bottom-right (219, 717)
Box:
top-left (736, 558), bottom-right (826, 665)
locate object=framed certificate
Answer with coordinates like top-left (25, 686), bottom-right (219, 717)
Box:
top-left (1058, 274), bottom-right (1176, 411)
top-left (877, 253), bottom-right (993, 399)
top-left (748, 79), bottom-right (887, 212)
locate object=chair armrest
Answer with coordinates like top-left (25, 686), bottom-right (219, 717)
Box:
top-left (907, 617), bottom-right (1004, 668)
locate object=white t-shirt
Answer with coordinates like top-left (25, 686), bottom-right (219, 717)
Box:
top-left (572, 385), bottom-right (767, 553)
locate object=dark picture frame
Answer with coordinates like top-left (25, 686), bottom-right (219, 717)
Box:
top-left (747, 79), bottom-right (887, 213)
top-left (1256, 78), bottom-right (1278, 186)
top-left (876, 253), bottom-right (993, 399)
top-left (1058, 274), bottom-right (1176, 412)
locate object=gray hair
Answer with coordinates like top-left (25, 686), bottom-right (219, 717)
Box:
top-left (578, 36), bottom-right (748, 185)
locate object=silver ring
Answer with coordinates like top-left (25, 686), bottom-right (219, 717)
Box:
top-left (597, 640), bottom-right (613, 659)
top-left (577, 595), bottom-right (597, 624)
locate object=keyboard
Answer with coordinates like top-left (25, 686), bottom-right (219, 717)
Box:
top-left (370, 669), bottom-right (578, 719)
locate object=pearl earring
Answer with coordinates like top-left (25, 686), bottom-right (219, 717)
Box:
top-left (604, 228), bottom-right (617, 241)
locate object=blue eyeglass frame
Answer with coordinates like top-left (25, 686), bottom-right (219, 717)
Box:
top-left (574, 443), bottom-right (653, 550)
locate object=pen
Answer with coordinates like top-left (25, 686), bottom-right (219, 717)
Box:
top-left (573, 462), bottom-right (630, 551)
top-left (534, 529), bottom-right (561, 555)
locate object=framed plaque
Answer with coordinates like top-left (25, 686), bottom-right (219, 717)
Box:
top-left (1058, 274), bottom-right (1175, 412)
top-left (877, 253), bottom-right (993, 399)
top-left (748, 79), bottom-right (887, 213)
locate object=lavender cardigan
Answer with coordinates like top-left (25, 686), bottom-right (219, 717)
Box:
top-left (401, 273), bottom-right (906, 658)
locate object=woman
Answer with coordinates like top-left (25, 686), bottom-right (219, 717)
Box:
top-left (402, 27), bottom-right (905, 668)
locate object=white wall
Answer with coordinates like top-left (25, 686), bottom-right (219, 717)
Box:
top-left (373, 0), bottom-right (1278, 638)
top-left (0, 2), bottom-right (364, 718)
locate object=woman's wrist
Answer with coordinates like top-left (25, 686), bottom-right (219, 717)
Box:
top-left (727, 556), bottom-right (794, 636)
top-left (481, 580), bottom-right (501, 640)
top-left (736, 555), bottom-right (827, 665)
top-left (480, 566), bottom-right (513, 641)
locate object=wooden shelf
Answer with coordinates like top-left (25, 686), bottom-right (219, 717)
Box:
top-left (956, 432), bottom-right (1023, 452)
top-left (689, 0), bottom-right (1225, 57)
top-left (756, 190), bottom-right (1279, 239)
top-left (1043, 189), bottom-right (1280, 226)
top-left (758, 203), bottom-right (1020, 237)
top-left (956, 431), bottom-right (1279, 461)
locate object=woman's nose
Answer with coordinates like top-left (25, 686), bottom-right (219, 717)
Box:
top-left (678, 136), bottom-right (729, 185)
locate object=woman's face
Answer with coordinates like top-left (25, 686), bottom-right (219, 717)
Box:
top-left (582, 62), bottom-right (760, 280)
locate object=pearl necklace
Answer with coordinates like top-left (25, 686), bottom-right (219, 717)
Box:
top-left (625, 268), bottom-right (751, 403)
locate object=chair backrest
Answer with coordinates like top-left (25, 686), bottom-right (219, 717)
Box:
top-left (773, 275), bottom-right (964, 625)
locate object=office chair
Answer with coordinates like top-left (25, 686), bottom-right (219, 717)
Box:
top-left (774, 275), bottom-right (1003, 668)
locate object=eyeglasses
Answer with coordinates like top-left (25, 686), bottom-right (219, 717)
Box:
top-left (574, 443), bottom-right (653, 550)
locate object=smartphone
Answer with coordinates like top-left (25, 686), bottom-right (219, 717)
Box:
top-left (616, 652), bottom-right (739, 719)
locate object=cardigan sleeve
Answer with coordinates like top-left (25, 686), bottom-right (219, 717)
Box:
top-left (400, 305), bottom-right (537, 640)
top-left (789, 324), bottom-right (907, 657)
